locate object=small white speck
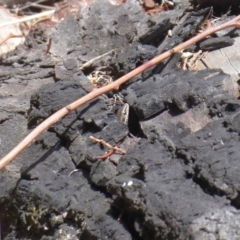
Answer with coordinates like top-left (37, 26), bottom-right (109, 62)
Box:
top-left (127, 181), bottom-right (133, 186)
top-left (122, 182), bottom-right (126, 187)
top-left (181, 52), bottom-right (193, 59)
top-left (165, 0), bottom-right (174, 6)
top-left (168, 29), bottom-right (172, 37)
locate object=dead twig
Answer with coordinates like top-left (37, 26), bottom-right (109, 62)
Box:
top-left (93, 142), bottom-right (123, 160)
top-left (93, 149), bottom-right (116, 160)
top-left (0, 15), bottom-right (240, 170)
top-left (79, 48), bottom-right (119, 70)
top-left (89, 136), bottom-right (126, 154)
top-left (68, 138), bottom-right (123, 176)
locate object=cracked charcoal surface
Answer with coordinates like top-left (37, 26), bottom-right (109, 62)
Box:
top-left (1, 0), bottom-right (240, 239)
top-left (178, 113), bottom-right (240, 202)
top-left (124, 69), bottom-right (231, 119)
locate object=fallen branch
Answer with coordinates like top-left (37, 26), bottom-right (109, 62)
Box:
top-left (0, 15), bottom-right (240, 170)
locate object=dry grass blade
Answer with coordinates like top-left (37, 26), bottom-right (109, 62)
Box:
top-left (0, 10), bottom-right (55, 28)
top-left (0, 15), bottom-right (240, 170)
top-left (0, 33), bottom-right (23, 46)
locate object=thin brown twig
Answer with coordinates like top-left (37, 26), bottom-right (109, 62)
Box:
top-left (89, 136), bottom-right (126, 154)
top-left (93, 149), bottom-right (116, 160)
top-left (93, 141), bottom-right (123, 160)
top-left (0, 15), bottom-right (240, 170)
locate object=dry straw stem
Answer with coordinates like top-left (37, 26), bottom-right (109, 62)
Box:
top-left (0, 15), bottom-right (240, 170)
top-left (0, 10), bottom-right (55, 28)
